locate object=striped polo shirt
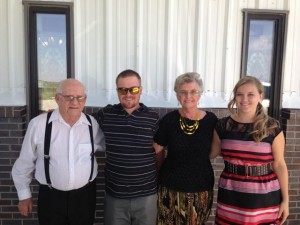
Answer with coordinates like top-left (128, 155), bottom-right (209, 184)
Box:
top-left (93, 103), bottom-right (159, 198)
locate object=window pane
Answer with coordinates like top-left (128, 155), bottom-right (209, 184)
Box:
top-left (246, 20), bottom-right (275, 106)
top-left (37, 13), bottom-right (67, 111)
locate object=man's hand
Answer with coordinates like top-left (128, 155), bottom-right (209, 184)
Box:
top-left (18, 198), bottom-right (33, 216)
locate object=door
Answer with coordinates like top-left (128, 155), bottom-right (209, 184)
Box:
top-left (25, 3), bottom-right (74, 119)
top-left (241, 10), bottom-right (287, 120)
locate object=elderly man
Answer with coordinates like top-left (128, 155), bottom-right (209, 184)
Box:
top-left (12, 78), bottom-right (105, 225)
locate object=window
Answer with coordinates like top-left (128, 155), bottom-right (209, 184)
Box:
top-left (241, 10), bottom-right (287, 120)
top-left (24, 2), bottom-right (74, 119)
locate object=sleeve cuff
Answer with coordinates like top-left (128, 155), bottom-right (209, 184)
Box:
top-left (17, 188), bottom-right (32, 200)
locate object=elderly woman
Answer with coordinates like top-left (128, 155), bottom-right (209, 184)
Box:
top-left (153, 72), bottom-right (218, 225)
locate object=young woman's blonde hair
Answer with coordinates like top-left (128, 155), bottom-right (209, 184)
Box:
top-left (228, 76), bottom-right (277, 142)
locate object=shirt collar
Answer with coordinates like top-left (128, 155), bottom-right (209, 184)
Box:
top-left (48, 109), bottom-right (90, 126)
top-left (116, 103), bottom-right (148, 113)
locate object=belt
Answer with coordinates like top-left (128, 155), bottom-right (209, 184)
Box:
top-left (224, 161), bottom-right (273, 176)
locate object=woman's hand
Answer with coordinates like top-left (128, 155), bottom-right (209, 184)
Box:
top-left (276, 200), bottom-right (289, 225)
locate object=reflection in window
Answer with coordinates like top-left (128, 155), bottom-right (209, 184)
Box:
top-left (37, 13), bottom-right (67, 111)
top-left (246, 21), bottom-right (274, 85)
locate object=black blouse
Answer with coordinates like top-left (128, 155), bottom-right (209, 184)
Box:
top-left (154, 110), bottom-right (218, 192)
top-left (216, 116), bottom-right (281, 143)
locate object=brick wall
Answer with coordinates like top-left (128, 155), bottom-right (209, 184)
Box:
top-left (0, 106), bottom-right (299, 225)
top-left (0, 106), bottom-right (28, 225)
top-left (280, 109), bottom-right (300, 225)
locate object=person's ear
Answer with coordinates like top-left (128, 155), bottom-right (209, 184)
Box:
top-left (139, 86), bottom-right (143, 94)
top-left (55, 94), bottom-right (60, 103)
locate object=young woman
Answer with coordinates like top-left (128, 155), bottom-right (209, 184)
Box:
top-left (210, 76), bottom-right (289, 225)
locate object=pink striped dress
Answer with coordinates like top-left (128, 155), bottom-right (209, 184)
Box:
top-left (215, 116), bottom-right (282, 225)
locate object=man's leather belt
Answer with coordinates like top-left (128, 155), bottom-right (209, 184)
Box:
top-left (224, 161), bottom-right (273, 176)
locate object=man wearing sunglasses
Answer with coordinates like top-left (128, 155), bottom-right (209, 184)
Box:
top-left (12, 79), bottom-right (105, 225)
top-left (93, 69), bottom-right (159, 225)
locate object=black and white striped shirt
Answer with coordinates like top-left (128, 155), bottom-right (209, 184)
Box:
top-left (93, 103), bottom-right (159, 198)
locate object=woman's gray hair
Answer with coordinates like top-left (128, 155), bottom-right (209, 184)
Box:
top-left (174, 72), bottom-right (203, 93)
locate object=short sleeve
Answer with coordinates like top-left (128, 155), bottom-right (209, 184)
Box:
top-left (215, 117), bottom-right (227, 139)
top-left (153, 114), bottom-right (171, 147)
top-left (268, 118), bottom-right (282, 137)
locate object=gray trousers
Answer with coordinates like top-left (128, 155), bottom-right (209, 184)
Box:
top-left (104, 193), bottom-right (157, 225)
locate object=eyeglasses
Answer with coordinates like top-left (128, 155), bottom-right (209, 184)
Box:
top-left (59, 94), bottom-right (86, 102)
top-left (178, 90), bottom-right (200, 97)
top-left (117, 86), bottom-right (140, 95)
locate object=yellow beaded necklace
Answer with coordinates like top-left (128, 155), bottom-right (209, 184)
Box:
top-left (179, 111), bottom-right (200, 135)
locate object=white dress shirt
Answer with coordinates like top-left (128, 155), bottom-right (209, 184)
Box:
top-left (12, 109), bottom-right (105, 200)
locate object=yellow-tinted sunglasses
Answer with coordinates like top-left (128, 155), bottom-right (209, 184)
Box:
top-left (117, 86), bottom-right (140, 95)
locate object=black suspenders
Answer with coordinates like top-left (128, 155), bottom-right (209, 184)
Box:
top-left (85, 114), bottom-right (95, 182)
top-left (44, 112), bottom-right (53, 188)
top-left (44, 112), bottom-right (95, 188)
